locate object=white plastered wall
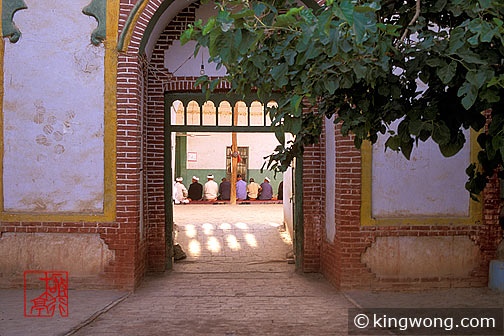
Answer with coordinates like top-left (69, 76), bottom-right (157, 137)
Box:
top-left (164, 1), bottom-right (226, 77)
top-left (2, 0), bottom-right (105, 213)
top-left (325, 116), bottom-right (335, 242)
top-left (186, 133), bottom-right (279, 170)
top-left (371, 121), bottom-right (470, 217)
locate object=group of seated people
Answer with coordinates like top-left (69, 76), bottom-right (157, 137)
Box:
top-left (173, 174), bottom-right (283, 204)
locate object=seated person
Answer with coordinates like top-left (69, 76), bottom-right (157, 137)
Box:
top-left (236, 174), bottom-right (247, 200)
top-left (247, 178), bottom-right (261, 200)
top-left (204, 175), bottom-right (219, 201)
top-left (258, 177), bottom-right (273, 200)
top-left (218, 177), bottom-right (231, 200)
top-left (188, 176), bottom-right (203, 201)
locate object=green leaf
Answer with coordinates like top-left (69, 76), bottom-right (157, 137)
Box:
top-left (253, 3), bottom-right (267, 17)
top-left (466, 69), bottom-right (494, 89)
top-left (457, 48), bottom-right (487, 64)
top-left (433, 0), bottom-right (448, 12)
top-left (432, 122), bottom-right (451, 145)
top-left (333, 0), bottom-right (354, 25)
top-left (409, 119), bottom-right (424, 136)
top-left (425, 58), bottom-right (442, 67)
top-left (401, 139), bottom-right (413, 159)
top-left (275, 126), bottom-right (285, 144)
top-left (230, 9), bottom-right (254, 20)
top-left (436, 61), bottom-right (457, 84)
top-left (385, 136), bottom-right (401, 151)
top-left (194, 75), bottom-right (209, 88)
top-left (271, 62), bottom-right (288, 79)
top-left (448, 27), bottom-right (465, 53)
top-left (353, 63), bottom-right (367, 80)
top-left (209, 78), bottom-right (221, 92)
top-left (480, 22), bottom-right (498, 42)
top-left (457, 81), bottom-right (479, 110)
top-left (202, 18), bottom-right (215, 35)
top-left (239, 30), bottom-right (256, 55)
top-left (478, 0), bottom-right (492, 9)
top-left (284, 49), bottom-right (297, 66)
top-left (180, 27), bottom-right (193, 45)
top-left (353, 11), bottom-right (373, 43)
top-left (324, 77), bottom-right (340, 94)
top-left (290, 95), bottom-right (304, 117)
top-left (439, 132), bottom-right (465, 157)
top-left (275, 7), bottom-right (303, 27)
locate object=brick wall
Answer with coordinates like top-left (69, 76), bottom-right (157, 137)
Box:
top-left (144, 3), bottom-right (201, 272)
top-left (319, 123), bottom-right (502, 290)
top-left (302, 106), bottom-right (325, 272)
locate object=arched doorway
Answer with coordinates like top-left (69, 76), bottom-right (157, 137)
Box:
top-left (115, 0), bottom-right (323, 284)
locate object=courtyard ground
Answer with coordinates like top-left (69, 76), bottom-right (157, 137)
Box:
top-left (1, 204), bottom-right (503, 335)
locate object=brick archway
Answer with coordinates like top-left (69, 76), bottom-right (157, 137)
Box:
top-left (115, 0), bottom-right (502, 291)
top-left (115, 0), bottom-right (326, 284)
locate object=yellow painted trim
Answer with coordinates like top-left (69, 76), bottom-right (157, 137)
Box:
top-left (360, 130), bottom-right (482, 226)
top-left (0, 0), bottom-right (119, 222)
top-left (119, 0), bottom-right (149, 53)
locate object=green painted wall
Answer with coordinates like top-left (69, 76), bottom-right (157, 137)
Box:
top-left (175, 135), bottom-right (187, 179)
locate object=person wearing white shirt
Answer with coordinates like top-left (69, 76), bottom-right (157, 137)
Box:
top-left (173, 177), bottom-right (189, 204)
top-left (204, 175), bottom-right (219, 201)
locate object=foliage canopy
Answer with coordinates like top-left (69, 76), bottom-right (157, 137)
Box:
top-left (182, 0), bottom-right (504, 198)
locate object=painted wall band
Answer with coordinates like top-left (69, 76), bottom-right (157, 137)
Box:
top-left (360, 130), bottom-right (482, 226)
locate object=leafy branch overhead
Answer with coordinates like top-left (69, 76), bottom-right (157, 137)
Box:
top-left (182, 0), bottom-right (504, 197)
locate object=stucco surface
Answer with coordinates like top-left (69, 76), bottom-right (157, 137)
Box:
top-left (2, 0), bottom-right (105, 213)
top-left (371, 123), bottom-right (470, 217)
top-left (361, 236), bottom-right (480, 279)
top-left (325, 116), bottom-right (336, 242)
top-left (0, 233), bottom-right (114, 281)
top-left (186, 133), bottom-right (280, 170)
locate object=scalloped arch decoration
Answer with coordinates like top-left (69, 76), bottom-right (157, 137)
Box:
top-left (82, 0), bottom-right (107, 45)
top-left (2, 0), bottom-right (28, 43)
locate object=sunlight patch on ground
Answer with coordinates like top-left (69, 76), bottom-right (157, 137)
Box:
top-left (202, 223), bottom-right (214, 235)
top-left (245, 233), bottom-right (258, 248)
top-left (188, 239), bottom-right (201, 257)
top-left (184, 224), bottom-right (197, 238)
top-left (226, 234), bottom-right (241, 251)
top-left (280, 230), bottom-right (292, 245)
top-left (267, 222), bottom-right (281, 227)
top-left (207, 236), bottom-right (221, 252)
top-left (234, 222), bottom-right (249, 230)
top-left (220, 223), bottom-right (232, 230)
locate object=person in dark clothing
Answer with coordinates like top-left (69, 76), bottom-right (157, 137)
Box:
top-left (188, 176), bottom-right (203, 201)
top-left (218, 177), bottom-right (231, 200)
top-left (277, 181), bottom-right (283, 200)
top-left (258, 177), bottom-right (273, 200)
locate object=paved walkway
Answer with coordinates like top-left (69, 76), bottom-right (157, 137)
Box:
top-left (71, 204), bottom-right (353, 335)
top-left (1, 204), bottom-right (503, 335)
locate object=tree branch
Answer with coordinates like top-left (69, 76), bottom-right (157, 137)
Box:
top-left (400, 0), bottom-right (421, 43)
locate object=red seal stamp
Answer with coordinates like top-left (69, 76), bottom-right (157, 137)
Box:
top-left (24, 271), bottom-right (68, 317)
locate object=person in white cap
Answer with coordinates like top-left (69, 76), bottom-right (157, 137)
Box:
top-left (258, 177), bottom-right (273, 200)
top-left (173, 177), bottom-right (189, 204)
top-left (188, 176), bottom-right (203, 201)
top-left (204, 174), bottom-right (218, 201)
